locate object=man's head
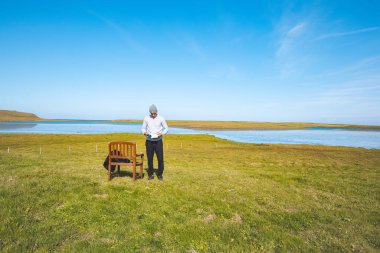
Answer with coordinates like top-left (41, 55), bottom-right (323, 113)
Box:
top-left (149, 104), bottom-right (158, 118)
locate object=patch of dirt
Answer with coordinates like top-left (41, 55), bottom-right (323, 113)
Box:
top-left (231, 213), bottom-right (242, 224)
top-left (94, 193), bottom-right (108, 199)
top-left (204, 214), bottom-right (216, 223)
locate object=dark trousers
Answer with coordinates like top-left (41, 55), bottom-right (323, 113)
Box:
top-left (146, 140), bottom-right (164, 177)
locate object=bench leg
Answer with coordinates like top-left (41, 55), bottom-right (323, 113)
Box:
top-left (140, 164), bottom-right (144, 179)
top-left (108, 159), bottom-right (111, 181)
top-left (133, 164), bottom-right (136, 181)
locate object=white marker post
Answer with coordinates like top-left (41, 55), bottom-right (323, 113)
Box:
top-left (8, 147), bottom-right (10, 153)
top-left (40, 147), bottom-right (42, 155)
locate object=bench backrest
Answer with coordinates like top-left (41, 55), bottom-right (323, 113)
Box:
top-left (108, 142), bottom-right (136, 160)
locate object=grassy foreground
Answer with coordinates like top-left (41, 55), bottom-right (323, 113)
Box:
top-left (0, 133), bottom-right (379, 252)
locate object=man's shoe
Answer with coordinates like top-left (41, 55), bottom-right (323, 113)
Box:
top-left (148, 175), bottom-right (154, 180)
top-left (158, 176), bottom-right (163, 181)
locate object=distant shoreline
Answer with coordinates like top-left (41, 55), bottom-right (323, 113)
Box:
top-left (2, 110), bottom-right (379, 131)
top-left (113, 119), bottom-right (380, 131)
top-left (1, 119), bottom-right (380, 131)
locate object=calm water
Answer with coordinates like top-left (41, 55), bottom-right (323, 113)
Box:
top-left (1, 121), bottom-right (379, 149)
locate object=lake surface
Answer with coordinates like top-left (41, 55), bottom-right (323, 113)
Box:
top-left (1, 121), bottom-right (379, 149)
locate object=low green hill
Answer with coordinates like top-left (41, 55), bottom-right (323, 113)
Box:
top-left (114, 119), bottom-right (380, 130)
top-left (0, 110), bottom-right (43, 121)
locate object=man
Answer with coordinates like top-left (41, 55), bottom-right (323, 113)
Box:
top-left (141, 104), bottom-right (169, 180)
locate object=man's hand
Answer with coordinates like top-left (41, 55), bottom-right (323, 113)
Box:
top-left (144, 132), bottom-right (148, 136)
top-left (157, 132), bottom-right (162, 137)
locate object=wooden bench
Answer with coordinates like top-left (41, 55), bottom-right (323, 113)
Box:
top-left (108, 142), bottom-right (144, 181)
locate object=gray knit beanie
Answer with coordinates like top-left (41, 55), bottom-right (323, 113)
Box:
top-left (149, 104), bottom-right (158, 114)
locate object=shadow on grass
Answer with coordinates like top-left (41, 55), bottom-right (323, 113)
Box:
top-left (108, 167), bottom-right (161, 180)
top-left (108, 167), bottom-right (145, 180)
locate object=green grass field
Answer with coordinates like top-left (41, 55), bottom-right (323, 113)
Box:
top-left (1, 133), bottom-right (379, 252)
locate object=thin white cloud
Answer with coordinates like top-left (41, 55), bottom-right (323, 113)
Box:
top-left (317, 27), bottom-right (379, 40)
top-left (287, 22), bottom-right (307, 36)
top-left (274, 21), bottom-right (311, 78)
top-left (276, 22), bottom-right (307, 57)
top-left (231, 32), bottom-right (254, 44)
top-left (183, 34), bottom-right (207, 61)
top-left (208, 64), bottom-right (242, 80)
top-left (86, 9), bottom-right (144, 52)
top-left (321, 85), bottom-right (380, 97)
top-left (303, 76), bottom-right (380, 107)
top-left (339, 55), bottom-right (380, 73)
top-left (311, 55), bottom-right (380, 79)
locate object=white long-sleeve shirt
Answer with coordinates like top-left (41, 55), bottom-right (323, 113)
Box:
top-left (141, 115), bottom-right (169, 141)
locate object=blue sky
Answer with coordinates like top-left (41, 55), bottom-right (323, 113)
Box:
top-left (1, 0), bottom-right (379, 124)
